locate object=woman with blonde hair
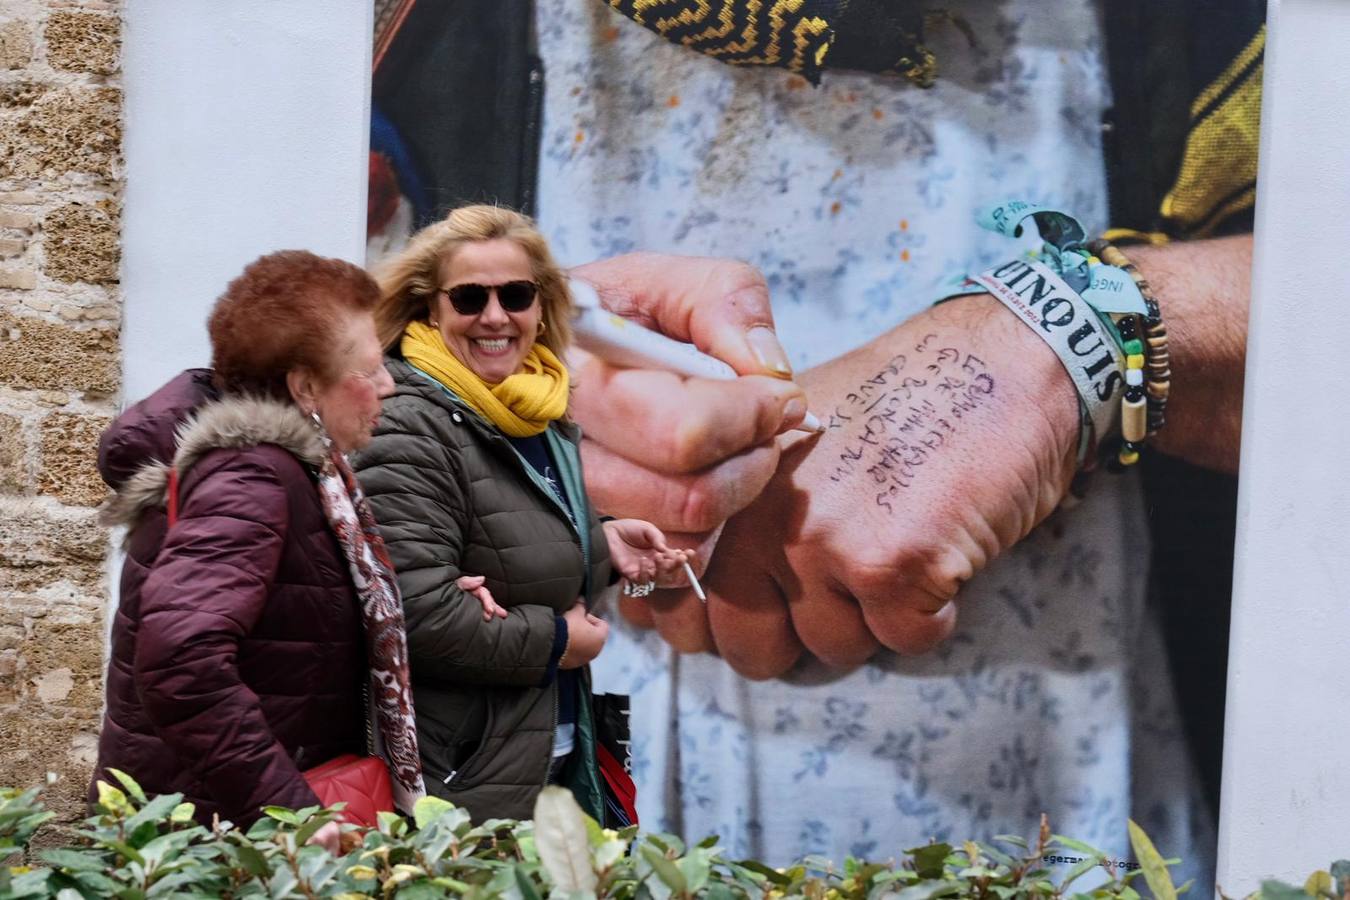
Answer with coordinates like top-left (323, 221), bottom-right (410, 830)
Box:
top-left (354, 204), bottom-right (685, 824)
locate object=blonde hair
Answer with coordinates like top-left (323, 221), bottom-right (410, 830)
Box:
top-left (373, 205), bottom-right (573, 358)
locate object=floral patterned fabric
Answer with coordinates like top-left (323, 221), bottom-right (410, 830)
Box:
top-left (535, 0), bottom-right (1214, 884)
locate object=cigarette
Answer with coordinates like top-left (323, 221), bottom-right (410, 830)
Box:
top-left (682, 560), bottom-right (707, 602)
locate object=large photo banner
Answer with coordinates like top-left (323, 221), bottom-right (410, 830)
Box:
top-left (368, 0), bottom-right (1262, 886)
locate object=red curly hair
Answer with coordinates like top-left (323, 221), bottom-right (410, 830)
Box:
top-left (208, 250), bottom-right (380, 398)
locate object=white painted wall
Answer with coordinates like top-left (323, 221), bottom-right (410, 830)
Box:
top-left (1217, 0), bottom-right (1350, 889)
top-left (121, 1), bottom-right (373, 402)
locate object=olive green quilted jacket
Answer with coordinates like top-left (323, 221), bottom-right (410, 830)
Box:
top-left (354, 356), bottom-right (611, 822)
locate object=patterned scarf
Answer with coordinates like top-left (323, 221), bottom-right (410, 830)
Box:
top-left (313, 441), bottom-right (426, 811)
top-left (401, 318), bottom-right (569, 437)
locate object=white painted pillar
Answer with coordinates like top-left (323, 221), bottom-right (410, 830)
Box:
top-left (120, 0), bottom-right (373, 402)
top-left (1217, 0), bottom-right (1350, 889)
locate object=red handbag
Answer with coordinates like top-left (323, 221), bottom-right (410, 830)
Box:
top-left (302, 754), bottom-right (394, 827)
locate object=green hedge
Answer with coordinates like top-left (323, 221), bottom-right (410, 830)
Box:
top-left (0, 774), bottom-right (1344, 899)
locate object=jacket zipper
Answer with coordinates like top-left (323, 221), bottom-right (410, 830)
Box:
top-left (486, 431), bottom-right (587, 793)
top-left (493, 431), bottom-right (584, 792)
top-left (408, 369), bottom-right (591, 793)
top-left (409, 369), bottom-right (590, 581)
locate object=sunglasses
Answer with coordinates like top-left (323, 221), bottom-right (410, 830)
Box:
top-left (440, 281), bottom-right (539, 316)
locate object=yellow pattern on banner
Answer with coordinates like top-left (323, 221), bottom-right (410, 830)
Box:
top-left (609, 0), bottom-right (833, 74)
top-left (1159, 26), bottom-right (1265, 236)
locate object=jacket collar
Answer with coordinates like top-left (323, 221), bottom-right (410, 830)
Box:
top-left (387, 356), bottom-right (583, 445)
top-left (101, 395), bottom-right (323, 530)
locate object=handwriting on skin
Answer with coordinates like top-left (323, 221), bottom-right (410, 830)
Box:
top-left (826, 334), bottom-right (995, 514)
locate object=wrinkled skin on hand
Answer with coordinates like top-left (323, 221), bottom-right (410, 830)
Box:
top-left (623, 295), bottom-right (1083, 678)
top-left (567, 253), bottom-right (808, 562)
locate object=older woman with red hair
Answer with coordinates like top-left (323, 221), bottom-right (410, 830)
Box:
top-left (91, 251), bottom-right (423, 849)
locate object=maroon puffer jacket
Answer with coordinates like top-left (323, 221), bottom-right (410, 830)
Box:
top-left (91, 377), bottom-right (366, 826)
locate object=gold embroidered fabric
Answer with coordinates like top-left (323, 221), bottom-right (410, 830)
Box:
top-left (1160, 26), bottom-right (1265, 237)
top-left (606, 0), bottom-right (833, 81)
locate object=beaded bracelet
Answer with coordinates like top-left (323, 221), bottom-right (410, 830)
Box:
top-left (1087, 239), bottom-right (1170, 468)
top-left (938, 202), bottom-right (1172, 481)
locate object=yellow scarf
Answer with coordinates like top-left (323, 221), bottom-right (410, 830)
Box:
top-left (401, 319), bottom-right (569, 437)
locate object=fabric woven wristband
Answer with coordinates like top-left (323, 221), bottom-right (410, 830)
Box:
top-left (937, 201), bottom-right (1151, 461)
top-left (970, 257), bottom-right (1124, 443)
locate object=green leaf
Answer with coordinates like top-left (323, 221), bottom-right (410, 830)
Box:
top-left (125, 792), bottom-right (186, 837)
top-left (1127, 820), bottom-right (1176, 900)
top-left (977, 843), bottom-right (1018, 869)
top-left (641, 845), bottom-right (688, 894)
top-left (8, 868), bottom-right (53, 898)
top-left (1304, 872), bottom-right (1334, 898)
top-left (705, 883), bottom-right (737, 900)
top-left (737, 860), bottom-right (791, 886)
top-left (413, 795), bottom-right (457, 830)
top-left (993, 835), bottom-right (1030, 849)
top-left (1260, 881), bottom-right (1313, 900)
top-left (376, 810), bottom-right (406, 836)
top-left (72, 870), bottom-right (124, 894)
top-left (431, 876), bottom-right (474, 892)
top-left (95, 781), bottom-right (135, 818)
top-left (533, 786), bottom-right (598, 893)
top-left (892, 879), bottom-right (964, 900)
top-left (1053, 835), bottom-right (1108, 859)
top-left (293, 814), bottom-right (331, 848)
top-left (679, 846), bottom-right (714, 893)
top-left (106, 769), bottom-right (148, 805)
top-left (169, 803), bottom-right (195, 825)
top-left (94, 836), bottom-right (145, 865)
top-left (583, 814), bottom-right (607, 848)
top-left (40, 847), bottom-right (109, 872)
top-left (595, 838), bottom-right (628, 872)
top-left (231, 842), bottom-right (270, 878)
top-left (514, 865), bottom-right (545, 900)
top-left (267, 866), bottom-right (297, 899)
top-left (399, 883), bottom-right (452, 900)
top-left (1060, 854), bottom-right (1104, 889)
top-left (905, 843), bottom-right (954, 880)
top-left (262, 807), bottom-right (300, 826)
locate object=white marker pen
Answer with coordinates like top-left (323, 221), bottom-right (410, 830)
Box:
top-left (569, 279), bottom-right (824, 433)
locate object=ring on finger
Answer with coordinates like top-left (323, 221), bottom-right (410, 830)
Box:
top-left (622, 580), bottom-right (657, 598)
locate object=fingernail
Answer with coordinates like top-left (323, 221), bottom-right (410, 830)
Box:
top-left (783, 396), bottom-right (807, 426)
top-left (747, 326), bottom-right (793, 378)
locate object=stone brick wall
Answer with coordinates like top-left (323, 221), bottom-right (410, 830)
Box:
top-left (0, 0), bottom-right (122, 823)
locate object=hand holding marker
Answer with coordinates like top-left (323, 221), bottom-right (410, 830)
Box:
top-left (569, 279), bottom-right (823, 602)
top-left (569, 279), bottom-right (824, 434)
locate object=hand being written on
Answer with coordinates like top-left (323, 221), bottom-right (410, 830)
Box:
top-left (621, 295), bottom-right (1083, 678)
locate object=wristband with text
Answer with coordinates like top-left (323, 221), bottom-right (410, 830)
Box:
top-left (937, 201), bottom-right (1157, 471)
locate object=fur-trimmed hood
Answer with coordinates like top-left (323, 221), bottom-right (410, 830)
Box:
top-left (101, 395), bottom-right (326, 530)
